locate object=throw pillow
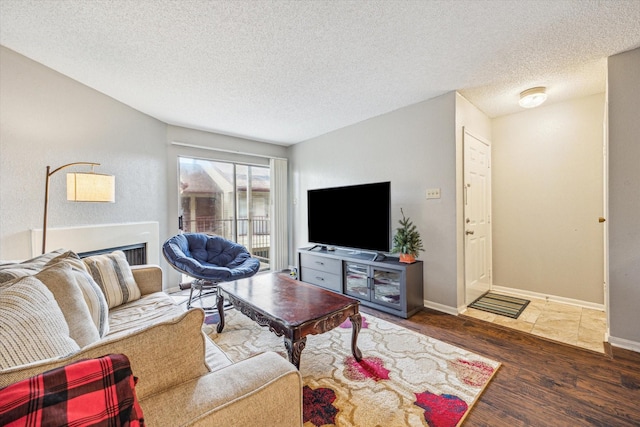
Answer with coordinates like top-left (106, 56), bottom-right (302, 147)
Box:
top-left (0, 248), bottom-right (66, 284)
top-left (45, 251), bottom-right (110, 337)
top-left (34, 262), bottom-right (101, 347)
top-left (0, 276), bottom-right (80, 369)
top-left (83, 250), bottom-right (141, 308)
top-left (0, 354), bottom-right (144, 426)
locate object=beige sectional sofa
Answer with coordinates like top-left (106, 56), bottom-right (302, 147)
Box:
top-left (0, 249), bottom-right (303, 426)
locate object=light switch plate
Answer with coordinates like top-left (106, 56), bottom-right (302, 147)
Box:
top-left (426, 188), bottom-right (441, 199)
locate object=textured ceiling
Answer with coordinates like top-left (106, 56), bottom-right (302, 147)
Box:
top-left (1, 0), bottom-right (639, 145)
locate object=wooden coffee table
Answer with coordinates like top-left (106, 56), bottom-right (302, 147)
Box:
top-left (216, 272), bottom-right (362, 369)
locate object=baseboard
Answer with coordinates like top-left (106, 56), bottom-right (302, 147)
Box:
top-left (423, 300), bottom-right (458, 316)
top-left (491, 285), bottom-right (605, 311)
top-left (608, 336), bottom-right (640, 353)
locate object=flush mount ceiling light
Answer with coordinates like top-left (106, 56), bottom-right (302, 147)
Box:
top-left (519, 87), bottom-right (547, 108)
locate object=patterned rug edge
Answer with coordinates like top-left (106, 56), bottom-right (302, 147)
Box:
top-left (455, 360), bottom-right (502, 426)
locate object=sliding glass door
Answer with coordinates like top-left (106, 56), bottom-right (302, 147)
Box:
top-left (178, 156), bottom-right (271, 270)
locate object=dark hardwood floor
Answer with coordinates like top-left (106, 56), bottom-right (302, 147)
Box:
top-left (361, 306), bottom-right (640, 427)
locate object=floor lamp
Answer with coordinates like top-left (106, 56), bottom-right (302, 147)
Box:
top-left (42, 162), bottom-right (115, 254)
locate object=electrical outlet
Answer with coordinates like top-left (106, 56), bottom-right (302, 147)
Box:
top-left (426, 188), bottom-right (441, 199)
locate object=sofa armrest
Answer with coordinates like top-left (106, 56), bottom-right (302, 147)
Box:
top-left (0, 309), bottom-right (210, 401)
top-left (131, 264), bottom-right (163, 295)
top-left (140, 352), bottom-right (303, 427)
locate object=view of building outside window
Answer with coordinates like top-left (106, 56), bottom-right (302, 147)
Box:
top-left (178, 157), bottom-right (271, 270)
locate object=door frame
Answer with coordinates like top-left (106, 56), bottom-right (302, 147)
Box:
top-left (463, 128), bottom-right (493, 305)
top-left (603, 95), bottom-right (610, 341)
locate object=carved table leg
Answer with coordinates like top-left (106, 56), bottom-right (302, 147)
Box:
top-left (349, 313), bottom-right (363, 361)
top-left (284, 336), bottom-right (307, 370)
top-left (216, 291), bottom-right (226, 333)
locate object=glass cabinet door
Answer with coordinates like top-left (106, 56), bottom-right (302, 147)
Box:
top-left (344, 262), bottom-right (370, 300)
top-left (372, 269), bottom-right (402, 308)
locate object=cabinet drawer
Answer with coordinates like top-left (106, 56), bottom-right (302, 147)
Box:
top-left (301, 267), bottom-right (341, 292)
top-left (300, 253), bottom-right (341, 275)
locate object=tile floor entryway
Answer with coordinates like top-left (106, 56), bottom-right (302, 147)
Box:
top-left (463, 296), bottom-right (607, 353)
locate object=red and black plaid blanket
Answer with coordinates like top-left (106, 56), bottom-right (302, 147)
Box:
top-left (0, 354), bottom-right (144, 427)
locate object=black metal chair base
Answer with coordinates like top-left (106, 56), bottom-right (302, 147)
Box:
top-left (186, 279), bottom-right (232, 312)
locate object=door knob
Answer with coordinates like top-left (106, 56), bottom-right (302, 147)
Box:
top-left (466, 230), bottom-right (474, 235)
top-left (599, 217), bottom-right (606, 223)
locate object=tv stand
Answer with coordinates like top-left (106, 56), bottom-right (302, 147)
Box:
top-left (298, 247), bottom-right (423, 318)
top-left (373, 252), bottom-right (386, 262)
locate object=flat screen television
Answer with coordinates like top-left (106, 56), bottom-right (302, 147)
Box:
top-left (307, 181), bottom-right (391, 253)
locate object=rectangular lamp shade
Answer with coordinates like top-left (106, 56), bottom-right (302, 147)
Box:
top-left (66, 172), bottom-right (115, 202)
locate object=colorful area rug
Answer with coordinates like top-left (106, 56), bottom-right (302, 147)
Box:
top-left (468, 292), bottom-right (530, 319)
top-left (205, 309), bottom-right (500, 427)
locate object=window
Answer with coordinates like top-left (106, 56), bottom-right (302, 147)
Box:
top-left (178, 156), bottom-right (271, 270)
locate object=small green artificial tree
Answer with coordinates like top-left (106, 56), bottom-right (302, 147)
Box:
top-left (391, 208), bottom-right (424, 258)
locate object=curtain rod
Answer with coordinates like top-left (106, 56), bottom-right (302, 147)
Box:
top-left (171, 141), bottom-right (287, 161)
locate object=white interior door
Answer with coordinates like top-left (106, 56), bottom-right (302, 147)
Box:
top-left (464, 129), bottom-right (492, 305)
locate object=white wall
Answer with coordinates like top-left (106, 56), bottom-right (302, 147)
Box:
top-left (491, 93), bottom-right (605, 304)
top-left (289, 92), bottom-right (458, 309)
top-left (608, 47), bottom-right (640, 349)
top-left (0, 46), bottom-right (168, 261)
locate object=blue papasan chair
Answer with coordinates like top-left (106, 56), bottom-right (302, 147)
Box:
top-left (162, 233), bottom-right (261, 311)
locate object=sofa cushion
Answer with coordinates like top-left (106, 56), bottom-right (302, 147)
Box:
top-left (0, 276), bottom-right (80, 369)
top-left (46, 252), bottom-right (110, 337)
top-left (204, 334), bottom-right (235, 372)
top-left (83, 250), bottom-right (141, 308)
top-left (0, 248), bottom-right (66, 284)
top-left (107, 291), bottom-right (185, 337)
top-left (0, 353), bottom-right (144, 427)
top-left (33, 262), bottom-right (101, 347)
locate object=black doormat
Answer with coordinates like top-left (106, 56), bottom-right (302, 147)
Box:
top-left (468, 292), bottom-right (530, 319)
